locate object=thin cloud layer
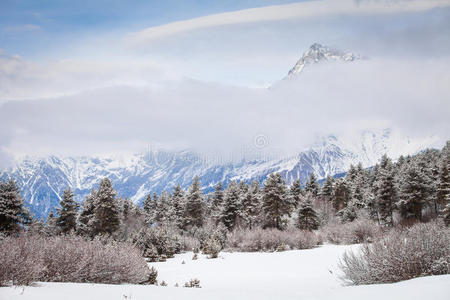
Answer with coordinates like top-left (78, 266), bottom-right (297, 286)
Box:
top-left (0, 58), bottom-right (448, 167)
top-left (126, 0), bottom-right (450, 45)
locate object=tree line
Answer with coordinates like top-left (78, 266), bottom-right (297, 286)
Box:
top-left (1, 141), bottom-right (449, 237)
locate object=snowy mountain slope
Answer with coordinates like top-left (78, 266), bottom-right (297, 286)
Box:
top-left (285, 43), bottom-right (360, 79)
top-left (0, 129), bottom-right (436, 219)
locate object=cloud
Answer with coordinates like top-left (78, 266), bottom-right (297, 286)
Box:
top-left (2, 24), bottom-right (41, 33)
top-left (0, 51), bottom-right (173, 102)
top-left (0, 57), bottom-right (448, 165)
top-left (125, 0), bottom-right (450, 46)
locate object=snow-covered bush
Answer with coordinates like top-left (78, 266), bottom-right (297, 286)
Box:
top-left (0, 233), bottom-right (150, 286)
top-left (226, 228), bottom-right (320, 252)
top-left (340, 221), bottom-right (450, 285)
top-left (132, 226), bottom-right (182, 261)
top-left (184, 278), bottom-right (201, 288)
top-left (321, 219), bottom-right (381, 244)
top-left (148, 266), bottom-right (158, 285)
top-left (202, 236), bottom-right (222, 258)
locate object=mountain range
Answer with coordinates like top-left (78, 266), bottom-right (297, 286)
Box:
top-left (0, 44), bottom-right (437, 219)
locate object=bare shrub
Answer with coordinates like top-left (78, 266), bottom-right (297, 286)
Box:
top-left (226, 228), bottom-right (320, 252)
top-left (132, 226), bottom-right (182, 260)
top-left (340, 221), bottom-right (450, 285)
top-left (321, 219), bottom-right (381, 245)
top-left (0, 233), bottom-right (150, 286)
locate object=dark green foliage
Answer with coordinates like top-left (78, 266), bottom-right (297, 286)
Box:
top-left (184, 176), bottom-right (204, 229)
top-left (56, 188), bottom-right (78, 233)
top-left (0, 179), bottom-right (29, 233)
top-left (262, 173), bottom-right (291, 230)
top-left (221, 181), bottom-right (241, 230)
top-left (92, 178), bottom-right (121, 235)
top-left (297, 197), bottom-right (320, 230)
top-left (305, 173), bottom-right (320, 196)
top-left (398, 164), bottom-right (427, 221)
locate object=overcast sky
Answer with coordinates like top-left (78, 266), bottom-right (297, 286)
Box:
top-left (0, 0), bottom-right (449, 166)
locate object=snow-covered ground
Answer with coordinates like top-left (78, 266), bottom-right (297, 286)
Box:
top-left (1, 244), bottom-right (449, 300)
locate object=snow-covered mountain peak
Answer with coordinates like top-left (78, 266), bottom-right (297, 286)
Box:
top-left (285, 43), bottom-right (361, 79)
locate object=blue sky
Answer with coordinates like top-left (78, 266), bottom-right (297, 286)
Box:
top-left (0, 0), bottom-right (303, 57)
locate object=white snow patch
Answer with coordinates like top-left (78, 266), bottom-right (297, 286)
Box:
top-left (1, 244), bottom-right (449, 300)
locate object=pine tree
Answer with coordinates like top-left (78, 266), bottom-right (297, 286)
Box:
top-left (92, 178), bottom-right (121, 235)
top-left (171, 184), bottom-right (185, 229)
top-left (56, 187), bottom-right (79, 233)
top-left (333, 179), bottom-right (350, 211)
top-left (44, 210), bottom-right (59, 236)
top-left (77, 188), bottom-right (96, 236)
top-left (221, 181), bottom-right (241, 230)
top-left (210, 182), bottom-right (224, 224)
top-left (437, 158), bottom-right (450, 215)
top-left (155, 191), bottom-right (171, 225)
top-left (320, 175), bottom-right (334, 199)
top-left (305, 173), bottom-right (320, 196)
top-left (398, 164), bottom-right (427, 221)
top-left (289, 179), bottom-right (302, 209)
top-left (184, 176), bottom-right (204, 229)
top-left (0, 179), bottom-right (29, 233)
top-left (142, 193), bottom-right (157, 225)
top-left (297, 196), bottom-right (320, 230)
top-left (262, 173), bottom-right (291, 230)
top-left (377, 160), bottom-right (396, 226)
top-left (240, 180), bottom-right (261, 229)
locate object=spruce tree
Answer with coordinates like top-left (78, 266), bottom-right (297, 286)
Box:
top-left (305, 173), bottom-right (320, 196)
top-left (210, 182), bottom-right (224, 224)
top-left (171, 184), bottom-right (186, 229)
top-left (221, 181), bottom-right (241, 230)
top-left (289, 179), bottom-right (302, 209)
top-left (92, 178), bottom-right (121, 235)
top-left (44, 210), bottom-right (59, 236)
top-left (398, 164), bottom-right (427, 221)
top-left (155, 191), bottom-right (172, 225)
top-left (262, 173), bottom-right (291, 230)
top-left (437, 158), bottom-right (450, 214)
top-left (0, 179), bottom-right (29, 233)
top-left (297, 196), bottom-right (320, 230)
top-left (56, 187), bottom-right (79, 233)
top-left (184, 176), bottom-right (204, 228)
top-left (77, 188), bottom-right (96, 236)
top-left (320, 175), bottom-right (334, 199)
top-left (240, 180), bottom-right (261, 229)
top-left (377, 162), bottom-right (396, 226)
top-left (333, 179), bottom-right (350, 211)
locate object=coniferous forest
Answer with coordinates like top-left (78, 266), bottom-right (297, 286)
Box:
top-left (1, 142), bottom-right (449, 286)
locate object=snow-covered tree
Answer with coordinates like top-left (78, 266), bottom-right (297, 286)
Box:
top-left (305, 173), bottom-right (320, 196)
top-left (210, 182), bottom-right (224, 224)
top-left (297, 196), bottom-right (320, 230)
top-left (92, 178), bottom-right (121, 235)
top-left (56, 187), bottom-right (79, 233)
top-left (155, 191), bottom-right (172, 225)
top-left (240, 180), bottom-right (262, 229)
top-left (289, 179), bottom-right (302, 209)
top-left (437, 157), bottom-right (450, 215)
top-left (77, 188), bottom-right (96, 236)
top-left (376, 159), bottom-right (396, 226)
top-left (44, 210), bottom-right (59, 236)
top-left (333, 179), bottom-right (350, 212)
top-left (398, 164), bottom-right (427, 221)
top-left (183, 176), bottom-right (204, 229)
top-left (0, 179), bottom-right (29, 233)
top-left (171, 184), bottom-right (186, 229)
top-left (221, 181), bottom-right (241, 230)
top-left (262, 173), bottom-right (291, 230)
top-left (320, 175), bottom-right (334, 199)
